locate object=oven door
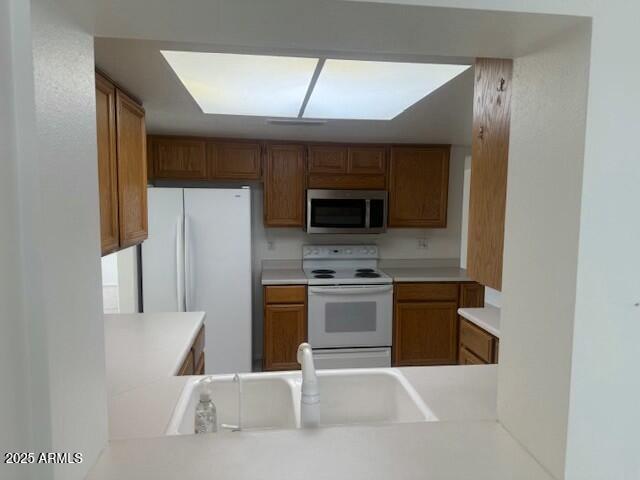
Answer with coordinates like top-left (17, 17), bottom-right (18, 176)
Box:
top-left (308, 284), bottom-right (393, 348)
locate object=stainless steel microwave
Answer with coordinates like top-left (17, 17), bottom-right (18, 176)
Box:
top-left (306, 189), bottom-right (387, 234)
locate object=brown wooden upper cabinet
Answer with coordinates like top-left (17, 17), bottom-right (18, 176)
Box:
top-left (147, 136), bottom-right (261, 182)
top-left (307, 144), bottom-right (387, 190)
top-left (467, 58), bottom-right (513, 291)
top-left (95, 72), bottom-right (148, 256)
top-left (148, 137), bottom-right (208, 180)
top-left (388, 146), bottom-right (450, 228)
top-left (263, 144), bottom-right (306, 227)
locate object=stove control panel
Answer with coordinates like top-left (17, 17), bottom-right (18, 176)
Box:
top-left (303, 245), bottom-right (379, 259)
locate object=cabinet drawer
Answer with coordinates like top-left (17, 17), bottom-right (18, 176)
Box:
top-left (178, 350), bottom-right (194, 376)
top-left (459, 319), bottom-right (495, 363)
top-left (192, 324), bottom-right (205, 366)
top-left (195, 351), bottom-right (205, 375)
top-left (395, 283), bottom-right (459, 302)
top-left (459, 346), bottom-right (487, 365)
top-left (264, 285), bottom-right (307, 304)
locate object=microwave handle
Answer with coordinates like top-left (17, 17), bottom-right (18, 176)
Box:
top-left (309, 285), bottom-right (393, 295)
top-left (365, 199), bottom-right (371, 229)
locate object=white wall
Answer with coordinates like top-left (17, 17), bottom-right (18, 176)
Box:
top-left (0, 1), bottom-right (31, 479)
top-left (565, 2), bottom-right (640, 479)
top-left (116, 246), bottom-right (140, 313)
top-left (498, 24), bottom-right (591, 479)
top-left (19, 1), bottom-right (107, 479)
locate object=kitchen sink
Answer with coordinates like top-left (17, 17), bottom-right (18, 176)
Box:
top-left (166, 373), bottom-right (298, 435)
top-left (166, 368), bottom-right (436, 435)
top-left (316, 369), bottom-right (436, 426)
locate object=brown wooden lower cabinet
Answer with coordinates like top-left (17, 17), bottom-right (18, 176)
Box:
top-left (393, 281), bottom-right (485, 367)
top-left (177, 324), bottom-right (205, 376)
top-left (263, 285), bottom-right (307, 371)
top-left (459, 318), bottom-right (498, 364)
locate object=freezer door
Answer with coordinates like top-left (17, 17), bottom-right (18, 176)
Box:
top-left (142, 188), bottom-right (184, 313)
top-left (183, 188), bottom-right (252, 374)
top-left (312, 348), bottom-right (391, 370)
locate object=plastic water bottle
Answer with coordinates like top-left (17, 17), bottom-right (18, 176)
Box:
top-left (194, 391), bottom-right (217, 434)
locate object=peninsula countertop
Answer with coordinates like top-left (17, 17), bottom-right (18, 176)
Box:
top-left (458, 304), bottom-right (501, 338)
top-left (88, 366), bottom-right (552, 480)
top-left (104, 311), bottom-right (205, 398)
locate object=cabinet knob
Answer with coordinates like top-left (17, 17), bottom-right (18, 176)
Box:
top-left (478, 126), bottom-right (485, 140)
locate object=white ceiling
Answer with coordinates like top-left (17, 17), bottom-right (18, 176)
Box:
top-left (93, 0), bottom-right (587, 145)
top-left (95, 38), bottom-right (475, 144)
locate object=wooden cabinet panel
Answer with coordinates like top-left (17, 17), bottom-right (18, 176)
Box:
top-left (459, 319), bottom-right (495, 364)
top-left (195, 351), bottom-right (205, 375)
top-left (264, 285), bottom-right (307, 304)
top-left (459, 283), bottom-right (485, 308)
top-left (467, 58), bottom-right (513, 291)
top-left (192, 325), bottom-right (205, 367)
top-left (393, 301), bottom-right (459, 366)
top-left (149, 137), bottom-right (207, 180)
top-left (211, 142), bottom-right (261, 179)
top-left (388, 146), bottom-right (450, 228)
top-left (395, 283), bottom-right (459, 302)
top-left (347, 146), bottom-right (386, 174)
top-left (308, 145), bottom-right (347, 174)
top-left (178, 350), bottom-right (195, 376)
top-left (95, 74), bottom-right (119, 256)
top-left (264, 303), bottom-right (306, 371)
top-left (307, 174), bottom-right (386, 190)
top-left (115, 90), bottom-right (148, 249)
top-left (459, 346), bottom-right (486, 365)
top-left (264, 144), bottom-right (306, 227)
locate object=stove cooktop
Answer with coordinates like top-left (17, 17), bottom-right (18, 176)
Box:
top-left (304, 268), bottom-right (392, 285)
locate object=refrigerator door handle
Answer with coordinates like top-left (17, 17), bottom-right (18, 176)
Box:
top-left (184, 214), bottom-right (191, 312)
top-left (176, 214), bottom-right (185, 312)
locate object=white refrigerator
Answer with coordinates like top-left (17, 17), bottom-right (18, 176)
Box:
top-left (141, 187), bottom-right (252, 374)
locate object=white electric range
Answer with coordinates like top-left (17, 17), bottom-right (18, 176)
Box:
top-left (302, 245), bottom-right (393, 369)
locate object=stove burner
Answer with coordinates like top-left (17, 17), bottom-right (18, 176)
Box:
top-left (314, 274), bottom-right (335, 279)
top-left (312, 269), bottom-right (336, 274)
top-left (355, 272), bottom-right (381, 278)
top-left (356, 268), bottom-right (375, 273)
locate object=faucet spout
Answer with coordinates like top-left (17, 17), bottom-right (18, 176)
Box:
top-left (297, 343), bottom-right (320, 428)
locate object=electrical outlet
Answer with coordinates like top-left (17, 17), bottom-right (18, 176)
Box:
top-left (417, 238), bottom-right (429, 250)
top-left (267, 240), bottom-right (275, 251)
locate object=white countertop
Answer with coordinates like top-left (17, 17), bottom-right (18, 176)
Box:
top-left (458, 305), bottom-right (501, 338)
top-left (90, 365), bottom-right (551, 479)
top-left (104, 312), bottom-right (205, 398)
top-left (383, 266), bottom-right (470, 282)
top-left (261, 260), bottom-right (307, 285)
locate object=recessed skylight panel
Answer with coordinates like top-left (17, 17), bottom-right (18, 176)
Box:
top-left (161, 51), bottom-right (319, 117)
top-left (303, 59), bottom-right (471, 120)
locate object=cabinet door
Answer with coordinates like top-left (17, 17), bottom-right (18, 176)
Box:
top-left (308, 145), bottom-right (347, 174)
top-left (116, 90), bottom-right (148, 248)
top-left (263, 304), bottom-right (306, 371)
top-left (149, 137), bottom-right (207, 180)
top-left (467, 58), bottom-right (513, 291)
top-left (178, 350), bottom-right (195, 376)
top-left (393, 301), bottom-right (458, 366)
top-left (388, 146), bottom-right (450, 227)
top-left (459, 283), bottom-right (485, 308)
top-left (347, 146), bottom-right (386, 174)
top-left (95, 74), bottom-right (119, 255)
top-left (264, 144), bottom-right (306, 227)
top-left (211, 142), bottom-right (261, 179)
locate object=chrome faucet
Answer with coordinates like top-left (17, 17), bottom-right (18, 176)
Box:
top-left (297, 343), bottom-right (320, 428)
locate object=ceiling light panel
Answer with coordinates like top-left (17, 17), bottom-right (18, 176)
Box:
top-left (303, 59), bottom-right (471, 120)
top-left (161, 51), bottom-right (319, 117)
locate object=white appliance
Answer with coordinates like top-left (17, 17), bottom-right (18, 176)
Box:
top-left (303, 245), bottom-right (393, 369)
top-left (306, 189), bottom-right (387, 234)
top-left (142, 187), bottom-right (252, 374)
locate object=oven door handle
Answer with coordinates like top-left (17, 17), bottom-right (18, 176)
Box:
top-left (308, 285), bottom-right (393, 295)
